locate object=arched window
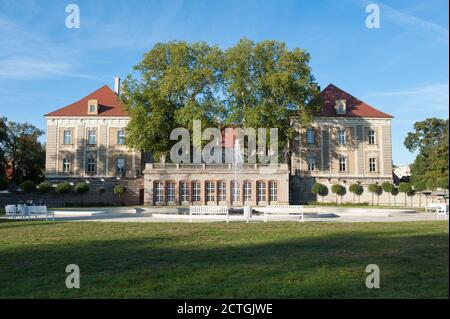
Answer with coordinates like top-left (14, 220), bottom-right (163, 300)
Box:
top-left (180, 181), bottom-right (190, 202)
top-left (243, 181), bottom-right (252, 202)
top-left (231, 181), bottom-right (240, 203)
top-left (63, 156), bottom-right (71, 173)
top-left (218, 181), bottom-right (226, 202)
top-left (166, 181), bottom-right (175, 202)
top-left (206, 181), bottom-right (215, 202)
top-left (192, 181), bottom-right (201, 202)
top-left (257, 181), bottom-right (266, 202)
top-left (154, 181), bottom-right (164, 203)
top-left (269, 181), bottom-right (278, 202)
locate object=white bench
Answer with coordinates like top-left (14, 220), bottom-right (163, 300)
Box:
top-left (5, 205), bottom-right (18, 219)
top-left (425, 203), bottom-right (444, 213)
top-left (28, 206), bottom-right (55, 221)
top-left (436, 204), bottom-right (449, 220)
top-left (189, 206), bottom-right (229, 223)
top-left (4, 205), bottom-right (55, 221)
top-left (258, 205), bottom-right (304, 223)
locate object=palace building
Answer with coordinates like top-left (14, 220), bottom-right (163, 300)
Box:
top-left (44, 79), bottom-right (393, 206)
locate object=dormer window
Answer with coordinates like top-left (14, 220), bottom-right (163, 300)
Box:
top-left (335, 99), bottom-right (347, 115)
top-left (87, 99), bottom-right (98, 115)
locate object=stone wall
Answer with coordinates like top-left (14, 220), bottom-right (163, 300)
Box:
top-left (0, 178), bottom-right (143, 207)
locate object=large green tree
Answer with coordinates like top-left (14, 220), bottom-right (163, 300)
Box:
top-left (223, 39), bottom-right (319, 161)
top-left (404, 118), bottom-right (449, 191)
top-left (122, 41), bottom-right (224, 160)
top-left (122, 39), bottom-right (319, 162)
top-left (2, 120), bottom-right (45, 184)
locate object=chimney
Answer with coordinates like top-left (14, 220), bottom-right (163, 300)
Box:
top-left (114, 77), bottom-right (121, 95)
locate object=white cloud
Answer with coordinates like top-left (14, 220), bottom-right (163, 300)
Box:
top-left (0, 16), bottom-right (98, 80)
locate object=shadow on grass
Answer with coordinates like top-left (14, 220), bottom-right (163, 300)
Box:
top-left (0, 223), bottom-right (448, 299)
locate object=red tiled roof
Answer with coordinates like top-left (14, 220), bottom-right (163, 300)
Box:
top-left (45, 85), bottom-right (128, 117)
top-left (316, 84), bottom-right (393, 118)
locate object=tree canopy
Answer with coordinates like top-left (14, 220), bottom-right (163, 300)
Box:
top-left (0, 117), bottom-right (45, 184)
top-left (122, 39), bottom-right (320, 162)
top-left (404, 118), bottom-right (449, 190)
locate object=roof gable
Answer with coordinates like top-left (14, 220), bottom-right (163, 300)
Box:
top-left (45, 85), bottom-right (128, 117)
top-left (316, 84), bottom-right (393, 118)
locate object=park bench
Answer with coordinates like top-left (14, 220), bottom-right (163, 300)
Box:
top-left (189, 206), bottom-right (229, 223)
top-left (28, 206), bottom-right (55, 221)
top-left (257, 205), bottom-right (304, 223)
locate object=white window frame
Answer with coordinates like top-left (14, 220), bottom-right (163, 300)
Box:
top-left (243, 181), bottom-right (252, 202)
top-left (155, 182), bottom-right (164, 202)
top-left (180, 182), bottom-right (190, 202)
top-left (62, 158), bottom-right (71, 173)
top-left (87, 130), bottom-right (97, 145)
top-left (218, 181), bottom-right (226, 202)
top-left (206, 181), bottom-right (215, 202)
top-left (338, 129), bottom-right (346, 145)
top-left (166, 182), bottom-right (175, 202)
top-left (117, 129), bottom-right (125, 145)
top-left (369, 157), bottom-right (377, 172)
top-left (232, 181), bottom-right (240, 202)
top-left (269, 181), bottom-right (278, 202)
top-left (339, 157), bottom-right (347, 172)
top-left (368, 129), bottom-right (376, 144)
top-left (257, 181), bottom-right (266, 202)
top-left (192, 182), bottom-right (201, 202)
top-left (63, 130), bottom-right (72, 145)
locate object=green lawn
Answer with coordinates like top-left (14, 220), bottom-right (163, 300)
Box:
top-left (0, 220), bottom-right (447, 298)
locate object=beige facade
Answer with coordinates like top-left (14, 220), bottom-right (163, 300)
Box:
top-left (45, 117), bottom-right (141, 179)
top-left (143, 163), bottom-right (290, 206)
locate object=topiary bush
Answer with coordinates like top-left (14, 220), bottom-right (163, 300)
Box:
top-left (20, 180), bottom-right (36, 194)
top-left (311, 183), bottom-right (328, 203)
top-left (55, 182), bottom-right (72, 207)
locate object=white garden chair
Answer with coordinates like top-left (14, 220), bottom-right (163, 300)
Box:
top-left (5, 205), bottom-right (18, 220)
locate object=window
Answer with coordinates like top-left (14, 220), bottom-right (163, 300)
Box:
top-left (306, 128), bottom-right (314, 144)
top-left (180, 182), bottom-right (190, 202)
top-left (368, 129), bottom-right (375, 144)
top-left (154, 182), bottom-right (164, 202)
top-left (307, 156), bottom-right (316, 171)
top-left (62, 157), bottom-right (71, 173)
top-left (63, 130), bottom-right (72, 145)
top-left (243, 181), bottom-right (252, 202)
top-left (89, 104), bottom-right (96, 113)
top-left (218, 181), bottom-right (226, 202)
top-left (166, 182), bottom-right (175, 202)
top-left (269, 181), bottom-right (278, 202)
top-left (86, 154), bottom-right (96, 174)
top-left (87, 130), bottom-right (96, 145)
top-left (206, 181), bottom-right (215, 202)
top-left (192, 182), bottom-right (201, 202)
top-left (116, 158), bottom-right (125, 173)
top-left (369, 158), bottom-right (377, 172)
top-left (338, 129), bottom-right (346, 145)
top-left (339, 157), bottom-right (347, 172)
top-left (231, 181), bottom-right (240, 202)
top-left (117, 129), bottom-right (125, 145)
top-left (257, 181), bottom-right (266, 202)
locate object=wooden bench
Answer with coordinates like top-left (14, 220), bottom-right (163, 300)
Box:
top-left (189, 206), bottom-right (229, 223)
top-left (257, 205), bottom-right (304, 222)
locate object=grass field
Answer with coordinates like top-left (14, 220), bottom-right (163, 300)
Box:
top-left (0, 220), bottom-right (448, 298)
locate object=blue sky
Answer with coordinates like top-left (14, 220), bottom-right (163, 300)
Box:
top-left (0, 0), bottom-right (448, 165)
